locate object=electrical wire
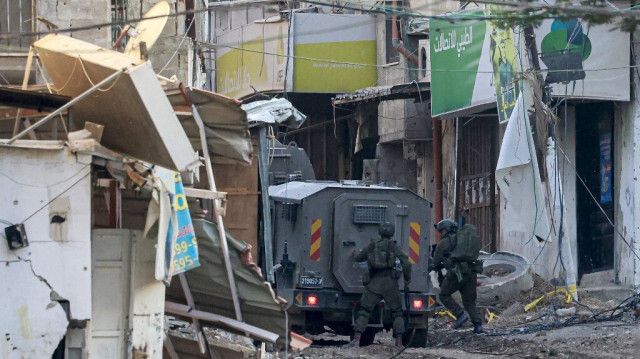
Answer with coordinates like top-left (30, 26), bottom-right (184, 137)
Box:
top-left (1, 0), bottom-right (638, 45)
top-left (557, 145), bottom-right (640, 263)
top-left (158, 14), bottom-right (197, 75)
top-left (0, 165), bottom-right (89, 188)
top-left (21, 172), bottom-right (91, 224)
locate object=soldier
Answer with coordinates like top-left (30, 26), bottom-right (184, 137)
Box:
top-left (429, 219), bottom-right (483, 334)
top-left (343, 221), bottom-right (412, 349)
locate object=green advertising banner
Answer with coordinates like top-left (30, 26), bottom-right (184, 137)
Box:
top-left (430, 16), bottom-right (489, 117)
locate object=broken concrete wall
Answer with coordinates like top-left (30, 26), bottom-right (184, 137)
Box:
top-left (0, 145), bottom-right (92, 357)
top-left (127, 0), bottom-right (189, 82)
top-left (37, 0), bottom-right (111, 48)
top-left (375, 143), bottom-right (417, 192)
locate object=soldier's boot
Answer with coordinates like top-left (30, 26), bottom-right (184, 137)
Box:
top-left (452, 313), bottom-right (468, 329)
top-left (343, 332), bottom-right (361, 349)
top-left (395, 335), bottom-right (404, 349)
top-left (473, 323), bottom-right (484, 334)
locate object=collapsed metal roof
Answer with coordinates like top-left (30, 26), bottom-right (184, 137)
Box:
top-left (242, 98), bottom-right (307, 129)
top-left (167, 87), bottom-right (253, 164)
top-left (165, 218), bottom-right (287, 346)
top-left (32, 34), bottom-right (200, 171)
top-left (332, 81), bottom-right (430, 105)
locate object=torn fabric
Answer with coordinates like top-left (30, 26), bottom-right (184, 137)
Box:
top-left (144, 175), bottom-right (178, 283)
top-left (495, 92), bottom-right (552, 242)
top-left (545, 137), bottom-right (578, 300)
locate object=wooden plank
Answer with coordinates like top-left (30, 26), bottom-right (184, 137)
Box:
top-left (67, 139), bottom-right (123, 161)
top-left (184, 187), bottom-right (227, 200)
top-left (208, 150), bottom-right (259, 260)
top-left (164, 301), bottom-right (279, 343)
top-left (0, 108), bottom-right (69, 120)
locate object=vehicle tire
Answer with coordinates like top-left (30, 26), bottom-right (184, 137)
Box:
top-left (359, 327), bottom-right (376, 347)
top-left (402, 327), bottom-right (428, 348)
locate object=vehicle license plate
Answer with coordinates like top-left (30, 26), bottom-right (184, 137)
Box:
top-left (299, 275), bottom-right (323, 288)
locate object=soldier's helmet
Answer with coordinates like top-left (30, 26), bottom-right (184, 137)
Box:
top-left (378, 221), bottom-right (395, 237)
top-left (434, 219), bottom-right (457, 233)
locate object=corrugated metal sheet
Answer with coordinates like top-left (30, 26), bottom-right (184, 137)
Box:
top-left (166, 218), bottom-right (288, 346)
top-left (167, 87), bottom-right (253, 165)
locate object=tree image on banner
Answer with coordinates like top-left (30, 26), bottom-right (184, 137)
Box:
top-left (540, 19), bottom-right (591, 84)
top-left (168, 172), bottom-right (201, 275)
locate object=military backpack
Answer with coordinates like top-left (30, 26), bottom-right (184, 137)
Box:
top-left (368, 240), bottom-right (396, 269)
top-left (450, 224), bottom-right (481, 262)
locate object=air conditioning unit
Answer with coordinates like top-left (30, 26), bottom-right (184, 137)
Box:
top-left (418, 39), bottom-right (430, 83)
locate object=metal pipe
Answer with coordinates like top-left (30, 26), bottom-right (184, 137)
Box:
top-left (453, 117), bottom-right (459, 220)
top-left (7, 68), bottom-right (125, 144)
top-left (432, 117), bottom-right (443, 243)
top-left (182, 83), bottom-right (243, 323)
top-left (282, 115), bottom-right (351, 137)
top-left (257, 126), bottom-right (274, 282)
top-left (165, 301), bottom-right (278, 343)
top-left (391, 1), bottom-right (419, 66)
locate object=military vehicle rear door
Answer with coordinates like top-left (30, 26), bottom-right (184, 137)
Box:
top-left (331, 191), bottom-right (403, 294)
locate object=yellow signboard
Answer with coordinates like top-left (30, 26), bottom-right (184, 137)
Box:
top-left (216, 21), bottom-right (287, 99)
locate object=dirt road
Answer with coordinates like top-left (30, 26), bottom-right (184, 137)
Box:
top-left (293, 295), bottom-right (640, 359)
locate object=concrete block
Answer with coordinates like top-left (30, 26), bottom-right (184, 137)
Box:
top-left (477, 252), bottom-right (534, 306)
top-left (580, 270), bottom-right (615, 287)
top-left (578, 286), bottom-right (635, 302)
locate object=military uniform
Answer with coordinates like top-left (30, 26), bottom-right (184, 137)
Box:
top-left (432, 232), bottom-right (482, 326)
top-left (353, 237), bottom-right (411, 337)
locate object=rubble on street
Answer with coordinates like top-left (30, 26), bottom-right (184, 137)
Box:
top-left (3, 0), bottom-right (640, 358)
top-left (294, 274), bottom-right (640, 358)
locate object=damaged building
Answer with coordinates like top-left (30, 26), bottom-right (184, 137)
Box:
top-left (3, 0), bottom-right (640, 357)
top-left (204, 0), bottom-right (640, 300)
top-left (0, 2), bottom-right (311, 358)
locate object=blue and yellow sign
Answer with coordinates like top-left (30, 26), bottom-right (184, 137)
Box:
top-left (167, 172), bottom-right (200, 275)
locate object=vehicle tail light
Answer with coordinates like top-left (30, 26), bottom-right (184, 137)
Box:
top-left (307, 295), bottom-right (318, 306)
top-left (412, 299), bottom-right (424, 310)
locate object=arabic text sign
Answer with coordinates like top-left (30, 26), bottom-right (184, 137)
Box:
top-left (432, 24), bottom-right (475, 55)
top-left (430, 16), bottom-right (494, 117)
top-left (216, 21), bottom-right (288, 99)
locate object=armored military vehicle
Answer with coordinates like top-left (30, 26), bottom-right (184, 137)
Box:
top-left (269, 181), bottom-right (435, 347)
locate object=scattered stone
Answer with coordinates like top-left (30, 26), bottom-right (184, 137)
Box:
top-left (556, 307), bottom-right (576, 317)
top-left (501, 301), bottom-right (525, 317)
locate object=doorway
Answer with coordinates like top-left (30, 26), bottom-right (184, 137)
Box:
top-left (575, 102), bottom-right (614, 281)
top-left (456, 115), bottom-right (499, 253)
